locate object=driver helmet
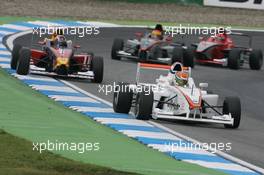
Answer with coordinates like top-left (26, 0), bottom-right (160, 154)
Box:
top-left (175, 70), bottom-right (189, 86)
top-left (151, 29), bottom-right (162, 39)
top-left (50, 29), bottom-right (64, 40)
top-left (56, 35), bottom-right (67, 47)
top-left (155, 24), bottom-right (163, 33)
top-left (170, 62), bottom-right (189, 86)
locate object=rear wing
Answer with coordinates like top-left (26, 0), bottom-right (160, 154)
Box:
top-left (230, 32), bottom-right (252, 48)
top-left (136, 63), bottom-right (171, 84)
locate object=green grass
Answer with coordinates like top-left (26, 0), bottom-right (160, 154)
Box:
top-left (0, 129), bottom-right (139, 175)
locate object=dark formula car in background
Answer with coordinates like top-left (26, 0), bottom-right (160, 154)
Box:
top-left (111, 25), bottom-right (194, 67)
top-left (11, 35), bottom-right (104, 83)
top-left (192, 32), bottom-right (263, 70)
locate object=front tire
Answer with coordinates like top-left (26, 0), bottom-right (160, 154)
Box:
top-left (249, 49), bottom-right (263, 70)
top-left (228, 49), bottom-right (241, 69)
top-left (134, 88), bottom-right (153, 120)
top-left (111, 38), bottom-right (124, 60)
top-left (16, 47), bottom-right (31, 75)
top-left (11, 44), bottom-right (22, 69)
top-left (113, 83), bottom-right (133, 114)
top-left (223, 97), bottom-right (241, 129)
top-left (91, 56), bottom-right (104, 83)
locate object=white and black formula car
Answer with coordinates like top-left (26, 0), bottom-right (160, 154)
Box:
top-left (111, 24), bottom-right (194, 67)
top-left (113, 62), bottom-right (241, 129)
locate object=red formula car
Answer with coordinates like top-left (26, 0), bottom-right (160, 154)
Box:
top-left (192, 32), bottom-right (263, 70)
top-left (10, 35), bottom-right (104, 83)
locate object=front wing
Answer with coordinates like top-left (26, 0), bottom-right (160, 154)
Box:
top-left (30, 65), bottom-right (94, 79)
top-left (152, 111), bottom-right (234, 125)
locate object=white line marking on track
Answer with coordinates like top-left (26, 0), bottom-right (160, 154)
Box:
top-left (0, 63), bottom-right (10, 68)
top-left (70, 106), bottom-right (113, 112)
top-left (0, 50), bottom-right (11, 55)
top-left (7, 30), bottom-right (31, 50)
top-left (0, 30), bottom-right (13, 35)
top-left (121, 130), bottom-right (181, 140)
top-left (13, 74), bottom-right (57, 82)
top-left (0, 58), bottom-right (10, 62)
top-left (30, 85), bottom-right (77, 93)
top-left (95, 118), bottom-right (154, 127)
top-left (0, 44), bottom-right (5, 49)
top-left (49, 95), bottom-right (100, 103)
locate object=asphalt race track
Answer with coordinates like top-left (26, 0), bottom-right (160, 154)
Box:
top-left (14, 27), bottom-right (264, 168)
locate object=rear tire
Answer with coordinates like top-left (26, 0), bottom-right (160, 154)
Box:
top-left (183, 48), bottom-right (195, 68)
top-left (228, 49), bottom-right (241, 69)
top-left (111, 38), bottom-right (124, 60)
top-left (113, 83), bottom-right (133, 114)
top-left (16, 47), bottom-right (31, 75)
top-left (249, 49), bottom-right (263, 70)
top-left (11, 44), bottom-right (22, 69)
top-left (91, 56), bottom-right (104, 83)
top-left (134, 88), bottom-right (153, 120)
top-left (223, 97), bottom-right (241, 129)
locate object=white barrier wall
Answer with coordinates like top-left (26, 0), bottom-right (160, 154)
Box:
top-left (204, 0), bottom-right (264, 10)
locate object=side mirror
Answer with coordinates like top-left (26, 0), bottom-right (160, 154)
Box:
top-left (199, 83), bottom-right (208, 89)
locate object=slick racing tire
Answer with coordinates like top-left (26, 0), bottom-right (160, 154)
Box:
top-left (111, 38), bottom-right (124, 60)
top-left (183, 48), bottom-right (195, 68)
top-left (135, 88), bottom-right (153, 120)
top-left (172, 47), bottom-right (183, 64)
top-left (11, 44), bottom-right (22, 70)
top-left (113, 82), bottom-right (133, 114)
top-left (228, 48), bottom-right (241, 70)
top-left (149, 45), bottom-right (162, 60)
top-left (16, 47), bottom-right (31, 75)
top-left (249, 49), bottom-right (263, 70)
top-left (223, 96), bottom-right (241, 129)
top-left (91, 56), bottom-right (104, 83)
